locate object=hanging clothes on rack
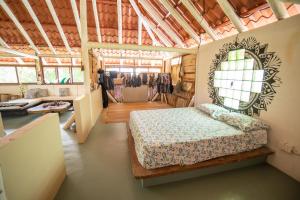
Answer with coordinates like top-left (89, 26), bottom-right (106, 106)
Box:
top-left (148, 73), bottom-right (156, 100)
top-left (131, 74), bottom-right (142, 87)
top-left (157, 73), bottom-right (173, 94)
top-left (104, 71), bottom-right (114, 90)
top-left (114, 84), bottom-right (124, 102)
top-left (142, 73), bottom-right (148, 85)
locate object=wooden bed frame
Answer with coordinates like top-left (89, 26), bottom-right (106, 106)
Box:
top-left (126, 124), bottom-right (273, 187)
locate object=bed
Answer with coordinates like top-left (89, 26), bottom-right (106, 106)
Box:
top-left (129, 107), bottom-right (268, 170)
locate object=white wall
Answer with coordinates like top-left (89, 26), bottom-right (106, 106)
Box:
top-left (0, 113), bottom-right (66, 200)
top-left (74, 87), bottom-right (103, 143)
top-left (195, 15), bottom-right (300, 181)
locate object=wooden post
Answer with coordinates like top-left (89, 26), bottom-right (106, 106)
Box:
top-left (151, 93), bottom-right (159, 102)
top-left (188, 95), bottom-right (195, 107)
top-left (36, 55), bottom-right (43, 84)
top-left (194, 46), bottom-right (201, 106)
top-left (80, 0), bottom-right (91, 94)
top-left (0, 112), bottom-right (4, 136)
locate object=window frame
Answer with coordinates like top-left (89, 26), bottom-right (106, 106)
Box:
top-left (41, 65), bottom-right (84, 85)
top-left (0, 64), bottom-right (37, 85)
top-left (213, 49), bottom-right (264, 110)
top-left (0, 64), bottom-right (84, 85)
top-left (16, 66), bottom-right (39, 84)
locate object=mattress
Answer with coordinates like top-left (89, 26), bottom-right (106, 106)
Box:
top-left (0, 98), bottom-right (42, 111)
top-left (129, 107), bottom-right (267, 169)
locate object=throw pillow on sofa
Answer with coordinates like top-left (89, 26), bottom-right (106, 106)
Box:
top-left (36, 89), bottom-right (49, 97)
top-left (25, 89), bottom-right (38, 99)
top-left (59, 88), bottom-right (70, 97)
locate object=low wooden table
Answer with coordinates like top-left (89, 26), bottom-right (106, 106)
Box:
top-left (27, 101), bottom-right (71, 114)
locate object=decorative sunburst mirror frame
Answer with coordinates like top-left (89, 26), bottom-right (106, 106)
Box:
top-left (208, 36), bottom-right (282, 116)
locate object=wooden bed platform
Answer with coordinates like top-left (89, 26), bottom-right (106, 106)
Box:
top-left (127, 124), bottom-right (273, 187)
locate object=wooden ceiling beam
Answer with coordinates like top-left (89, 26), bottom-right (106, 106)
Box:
top-left (92, 0), bottom-right (102, 42)
top-left (87, 42), bottom-right (197, 54)
top-left (138, 17), bottom-right (142, 46)
top-left (117, 0), bottom-right (123, 65)
top-left (181, 0), bottom-right (220, 41)
top-left (45, 0), bottom-right (72, 53)
top-left (137, 16), bottom-right (142, 65)
top-left (117, 0), bottom-right (123, 45)
top-left (0, 47), bottom-right (38, 60)
top-left (159, 0), bottom-right (201, 44)
top-left (22, 0), bottom-right (62, 65)
top-left (139, 0), bottom-right (185, 47)
top-left (38, 54), bottom-right (81, 58)
top-left (0, 36), bottom-right (24, 64)
top-left (80, 0), bottom-right (91, 93)
top-left (216, 0), bottom-right (248, 33)
top-left (147, 21), bottom-right (173, 47)
top-left (266, 0), bottom-right (289, 20)
top-left (101, 55), bottom-right (163, 61)
top-left (70, 0), bottom-right (81, 39)
top-left (0, 0), bottom-right (47, 64)
top-left (128, 0), bottom-right (161, 46)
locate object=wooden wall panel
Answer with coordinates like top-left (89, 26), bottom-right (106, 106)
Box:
top-left (168, 54), bottom-right (196, 108)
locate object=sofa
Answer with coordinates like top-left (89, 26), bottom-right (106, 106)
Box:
top-left (0, 87), bottom-right (79, 116)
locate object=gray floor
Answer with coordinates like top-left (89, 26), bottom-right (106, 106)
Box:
top-left (2, 114), bottom-right (300, 200)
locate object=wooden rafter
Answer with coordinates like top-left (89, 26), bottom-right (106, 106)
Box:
top-left (128, 0), bottom-right (160, 46)
top-left (70, 0), bottom-right (81, 39)
top-left (117, 0), bottom-right (123, 65)
top-left (92, 0), bottom-right (102, 42)
top-left (117, 0), bottom-right (123, 44)
top-left (138, 17), bottom-right (142, 45)
top-left (87, 42), bottom-right (197, 54)
top-left (102, 55), bottom-right (163, 61)
top-left (0, 47), bottom-right (38, 60)
top-left (139, 0), bottom-right (185, 47)
top-left (137, 16), bottom-right (142, 65)
top-left (22, 0), bottom-right (62, 65)
top-left (267, 0), bottom-right (289, 20)
top-left (181, 0), bottom-right (220, 41)
top-left (0, 0), bottom-right (47, 64)
top-left (216, 0), bottom-right (247, 33)
top-left (159, 0), bottom-right (201, 44)
top-left (45, 0), bottom-right (72, 53)
top-left (147, 21), bottom-right (173, 47)
top-left (0, 36), bottom-right (24, 64)
top-left (80, 0), bottom-right (91, 93)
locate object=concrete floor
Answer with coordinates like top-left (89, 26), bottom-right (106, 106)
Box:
top-left (2, 113), bottom-right (300, 200)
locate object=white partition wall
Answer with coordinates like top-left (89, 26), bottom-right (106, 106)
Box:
top-left (0, 114), bottom-right (66, 200)
top-left (74, 88), bottom-right (103, 143)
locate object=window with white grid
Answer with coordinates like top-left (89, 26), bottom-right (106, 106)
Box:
top-left (214, 49), bottom-right (264, 109)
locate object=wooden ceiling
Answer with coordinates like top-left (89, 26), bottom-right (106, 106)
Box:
top-left (0, 0), bottom-right (299, 64)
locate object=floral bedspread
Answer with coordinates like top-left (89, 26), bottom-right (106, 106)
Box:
top-left (129, 107), bottom-right (267, 169)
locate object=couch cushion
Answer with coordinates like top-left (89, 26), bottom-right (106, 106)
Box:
top-left (25, 89), bottom-right (38, 99)
top-left (36, 89), bottom-right (49, 98)
top-left (59, 88), bottom-right (70, 97)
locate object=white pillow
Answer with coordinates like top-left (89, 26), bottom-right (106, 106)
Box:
top-left (214, 112), bottom-right (269, 132)
top-left (197, 103), bottom-right (229, 116)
